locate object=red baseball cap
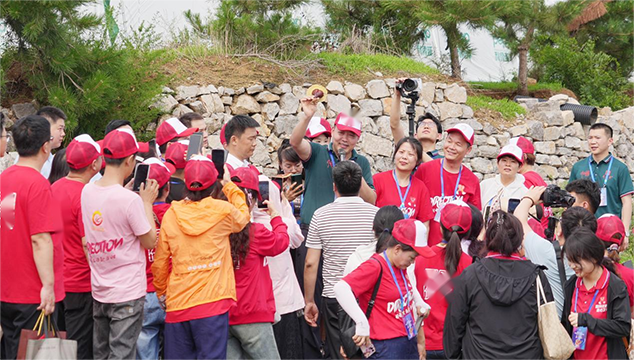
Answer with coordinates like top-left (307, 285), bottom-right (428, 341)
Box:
top-left (497, 144), bottom-right (524, 164)
top-left (165, 140), bottom-right (188, 170)
top-left (509, 136), bottom-right (535, 155)
top-left (596, 214), bottom-right (626, 245)
top-left (184, 155), bottom-right (218, 191)
top-left (392, 219), bottom-right (430, 253)
top-left (156, 117), bottom-right (199, 146)
top-left (230, 166), bottom-right (262, 200)
top-left (66, 134), bottom-right (102, 170)
top-left (446, 123), bottom-right (474, 146)
top-left (102, 128), bottom-right (149, 159)
top-left (334, 113), bottom-right (361, 137)
top-left (440, 199), bottom-right (472, 234)
top-left (143, 157), bottom-right (175, 188)
top-left (220, 123), bottom-right (227, 147)
top-left (306, 117), bottom-right (332, 139)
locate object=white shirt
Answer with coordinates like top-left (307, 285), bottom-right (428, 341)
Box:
top-left (480, 174), bottom-right (528, 216)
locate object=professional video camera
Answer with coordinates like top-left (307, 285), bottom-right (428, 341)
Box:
top-left (540, 185), bottom-right (576, 208)
top-left (396, 78), bottom-right (421, 137)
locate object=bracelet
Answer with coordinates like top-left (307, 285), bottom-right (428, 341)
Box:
top-left (521, 196), bottom-right (535, 207)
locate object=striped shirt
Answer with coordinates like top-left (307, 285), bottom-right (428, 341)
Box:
top-left (306, 196), bottom-right (379, 298)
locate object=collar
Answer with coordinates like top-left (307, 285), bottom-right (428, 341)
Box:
top-left (46, 152), bottom-right (55, 162)
top-left (334, 196), bottom-right (364, 204)
top-left (577, 266), bottom-right (610, 291)
top-left (328, 142), bottom-right (357, 161)
top-left (226, 152), bottom-right (250, 169)
top-left (590, 153), bottom-right (613, 165)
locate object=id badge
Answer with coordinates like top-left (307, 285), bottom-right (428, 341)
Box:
top-left (403, 312), bottom-right (417, 339)
top-left (572, 326), bottom-right (588, 350)
top-left (400, 205), bottom-right (410, 219)
top-left (600, 188), bottom-right (607, 207)
top-left (434, 203), bottom-right (445, 222)
top-left (360, 342), bottom-right (376, 358)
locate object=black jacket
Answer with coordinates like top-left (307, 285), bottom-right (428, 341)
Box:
top-left (561, 271), bottom-right (631, 360)
top-left (443, 258), bottom-right (554, 360)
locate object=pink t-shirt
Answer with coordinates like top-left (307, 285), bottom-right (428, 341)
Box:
top-left (81, 183), bottom-right (151, 303)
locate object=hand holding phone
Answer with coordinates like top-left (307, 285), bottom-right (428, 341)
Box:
top-left (132, 163), bottom-right (150, 192)
top-left (258, 181), bottom-right (270, 209)
top-left (186, 132), bottom-right (204, 161)
top-left (211, 149), bottom-right (227, 179)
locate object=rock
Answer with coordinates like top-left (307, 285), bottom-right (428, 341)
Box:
top-left (598, 107), bottom-right (612, 116)
top-left (252, 114), bottom-right (271, 137)
top-left (247, 84), bottom-right (264, 94)
top-left (537, 111), bottom-right (564, 126)
top-left (175, 85), bottom-right (199, 100)
top-left (273, 115), bottom-right (296, 137)
top-left (360, 133), bottom-right (393, 157)
top-left (374, 157), bottom-right (393, 173)
top-left (344, 83), bottom-right (367, 101)
top-left (375, 116), bottom-right (391, 137)
top-left (492, 133), bottom-right (511, 146)
top-left (255, 91), bottom-right (280, 103)
top-left (435, 89), bottom-right (444, 102)
top-left (543, 127), bottom-right (562, 141)
top-left (483, 123), bottom-right (496, 136)
top-left (279, 83), bottom-right (292, 94)
top-left (535, 154), bottom-right (550, 164)
top-left (250, 140), bottom-right (271, 166)
top-left (470, 158), bottom-right (494, 174)
top-left (292, 86), bottom-right (306, 100)
top-left (565, 136), bottom-right (582, 150)
top-left (534, 141), bottom-right (556, 154)
top-left (162, 86), bottom-right (174, 94)
top-left (204, 116), bottom-right (223, 134)
top-left (444, 84), bottom-right (467, 103)
top-left (569, 122), bottom-right (585, 138)
top-left (509, 124), bottom-right (528, 137)
top-left (172, 104), bottom-right (193, 117)
top-left (419, 82), bottom-right (435, 105)
top-left (150, 95), bottom-right (178, 113)
top-left (269, 87), bottom-right (283, 95)
top-left (326, 80), bottom-right (345, 95)
top-left (231, 94), bottom-right (260, 115)
top-left (261, 103), bottom-right (280, 121)
top-left (203, 94), bottom-right (224, 113)
top-left (278, 93), bottom-right (300, 115)
top-left (357, 99), bottom-right (383, 117)
top-left (548, 94), bottom-right (569, 105)
top-left (224, 88), bottom-right (235, 96)
top-left (361, 117), bottom-right (378, 134)
top-left (549, 155), bottom-right (563, 166)
top-left (486, 136), bottom-right (498, 146)
top-left (197, 86), bottom-right (211, 96)
top-left (538, 165), bottom-right (559, 180)
top-left (535, 101), bottom-right (561, 113)
top-left (236, 87), bottom-right (246, 95)
top-left (474, 135), bottom-right (487, 146)
top-left (461, 105), bottom-right (474, 119)
top-left (526, 120), bottom-right (544, 141)
top-left (381, 98), bottom-right (405, 116)
top-left (221, 96), bottom-right (233, 106)
top-left (437, 102), bottom-right (463, 120)
top-left (266, 133), bottom-right (283, 151)
top-left (562, 110), bottom-right (575, 126)
top-left (366, 80), bottom-right (390, 99)
top-left (478, 145), bottom-right (500, 158)
top-left (326, 94), bottom-right (351, 116)
top-left (463, 119), bottom-right (483, 131)
top-left (0, 152), bottom-right (17, 173)
top-left (188, 101), bottom-right (205, 114)
top-left (566, 97), bottom-right (580, 105)
top-left (206, 84), bottom-right (218, 93)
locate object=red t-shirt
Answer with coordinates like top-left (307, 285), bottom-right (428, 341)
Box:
top-left (373, 171), bottom-right (434, 223)
top-left (343, 253), bottom-right (416, 341)
top-left (523, 170), bottom-right (552, 231)
top-left (573, 267), bottom-right (610, 360)
top-left (0, 165), bottom-right (65, 303)
top-left (51, 178), bottom-right (89, 293)
top-left (616, 263), bottom-right (634, 308)
top-left (146, 202), bottom-right (171, 293)
top-left (414, 159), bottom-right (482, 246)
top-left (414, 246), bottom-right (472, 350)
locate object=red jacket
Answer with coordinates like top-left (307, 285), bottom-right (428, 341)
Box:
top-left (146, 203), bottom-right (171, 292)
top-left (229, 216), bottom-right (289, 325)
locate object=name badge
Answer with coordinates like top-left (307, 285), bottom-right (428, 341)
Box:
top-left (600, 188), bottom-right (607, 207)
top-left (572, 326), bottom-right (588, 350)
top-left (434, 203), bottom-right (445, 222)
top-left (403, 312), bottom-right (417, 339)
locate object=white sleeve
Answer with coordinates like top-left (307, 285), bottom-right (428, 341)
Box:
top-left (280, 198), bottom-right (304, 249)
top-left (413, 286), bottom-right (430, 312)
top-left (333, 281), bottom-right (370, 336)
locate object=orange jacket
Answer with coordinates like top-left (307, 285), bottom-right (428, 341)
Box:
top-left (152, 182), bottom-right (250, 312)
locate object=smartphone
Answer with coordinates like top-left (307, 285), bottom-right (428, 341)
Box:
top-left (132, 163), bottom-right (150, 192)
top-left (211, 149), bottom-right (226, 179)
top-left (508, 198), bottom-right (521, 214)
top-left (186, 132), bottom-right (203, 161)
top-left (272, 177), bottom-right (283, 190)
top-left (258, 181), bottom-right (270, 208)
top-left (291, 174), bottom-right (303, 186)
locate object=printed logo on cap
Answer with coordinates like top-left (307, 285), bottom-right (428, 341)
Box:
top-left (447, 123), bottom-right (474, 145)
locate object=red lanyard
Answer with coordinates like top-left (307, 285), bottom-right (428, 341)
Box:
top-left (486, 251), bottom-right (525, 260)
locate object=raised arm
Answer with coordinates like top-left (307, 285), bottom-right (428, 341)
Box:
top-left (390, 86), bottom-right (405, 144)
top-left (290, 97), bottom-right (318, 161)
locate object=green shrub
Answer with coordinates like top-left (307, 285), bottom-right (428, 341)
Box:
top-left (315, 53), bottom-right (438, 76)
top-left (532, 36), bottom-right (631, 110)
top-left (468, 81), bottom-right (564, 92)
top-left (466, 95), bottom-right (526, 120)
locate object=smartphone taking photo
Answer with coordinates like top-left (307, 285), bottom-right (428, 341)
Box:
top-left (291, 173), bottom-right (303, 186)
top-left (258, 181), bottom-right (270, 209)
top-left (186, 132), bottom-right (204, 161)
top-left (211, 149), bottom-right (227, 179)
top-left (507, 198), bottom-right (521, 214)
top-left (132, 163), bottom-right (150, 192)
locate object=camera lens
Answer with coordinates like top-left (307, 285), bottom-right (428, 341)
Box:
top-left (402, 79), bottom-right (418, 92)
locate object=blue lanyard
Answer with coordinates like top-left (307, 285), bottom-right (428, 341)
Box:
top-left (574, 271), bottom-right (609, 313)
top-left (588, 155), bottom-right (614, 189)
top-left (382, 251), bottom-right (409, 311)
top-left (392, 170), bottom-right (412, 209)
top-left (440, 159), bottom-right (463, 200)
top-left (153, 201), bottom-right (166, 206)
top-left (329, 151), bottom-right (337, 200)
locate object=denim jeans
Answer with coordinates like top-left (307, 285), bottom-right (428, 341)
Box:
top-left (227, 322), bottom-right (280, 359)
top-left (93, 297), bottom-right (144, 360)
top-left (136, 292), bottom-right (165, 360)
top-left (426, 349), bottom-right (447, 359)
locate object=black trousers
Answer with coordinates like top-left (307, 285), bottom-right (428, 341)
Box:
top-left (273, 310), bottom-right (303, 359)
top-left (64, 292), bottom-right (94, 360)
top-left (324, 298), bottom-right (344, 360)
top-left (0, 302), bottom-right (60, 360)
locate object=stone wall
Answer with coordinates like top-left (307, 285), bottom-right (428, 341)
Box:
top-left (2, 80), bottom-right (634, 186)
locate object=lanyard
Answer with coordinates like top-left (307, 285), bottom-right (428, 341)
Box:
top-left (382, 251), bottom-right (409, 311)
top-left (486, 252), bottom-right (524, 260)
top-left (153, 201), bottom-right (166, 206)
top-left (588, 155), bottom-right (614, 188)
top-left (574, 270), bottom-right (609, 313)
top-left (440, 159), bottom-right (463, 200)
top-left (392, 170), bottom-right (412, 209)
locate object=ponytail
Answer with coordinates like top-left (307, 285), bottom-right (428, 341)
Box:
top-left (600, 256), bottom-right (620, 279)
top-left (376, 229), bottom-right (393, 253)
top-left (442, 225), bottom-right (465, 276)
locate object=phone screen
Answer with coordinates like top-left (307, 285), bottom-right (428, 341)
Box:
top-left (211, 149), bottom-right (226, 179)
top-left (132, 164), bottom-right (149, 192)
top-left (258, 181), bottom-right (270, 208)
top-left (508, 198), bottom-right (521, 214)
top-left (186, 132), bottom-right (203, 161)
top-left (291, 174), bottom-right (303, 186)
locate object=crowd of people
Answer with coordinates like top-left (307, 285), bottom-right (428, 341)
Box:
top-left (0, 80), bottom-right (633, 360)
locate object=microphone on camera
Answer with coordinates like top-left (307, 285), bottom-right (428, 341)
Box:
top-left (339, 148), bottom-right (346, 162)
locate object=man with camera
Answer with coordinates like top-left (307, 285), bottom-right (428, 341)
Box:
top-left (390, 78), bottom-right (443, 163)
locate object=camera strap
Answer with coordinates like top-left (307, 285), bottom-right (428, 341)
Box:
top-left (551, 240), bottom-right (567, 290)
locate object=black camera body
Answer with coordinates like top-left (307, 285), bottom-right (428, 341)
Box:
top-left (396, 78), bottom-right (419, 96)
top-left (541, 185), bottom-right (575, 208)
top-left (396, 78), bottom-right (420, 137)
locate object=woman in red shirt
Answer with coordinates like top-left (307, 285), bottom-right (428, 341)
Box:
top-left (226, 167), bottom-right (290, 359)
top-left (561, 227), bottom-right (631, 360)
top-left (413, 199), bottom-right (473, 359)
top-left (373, 137), bottom-right (433, 237)
top-left (334, 219), bottom-right (430, 359)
